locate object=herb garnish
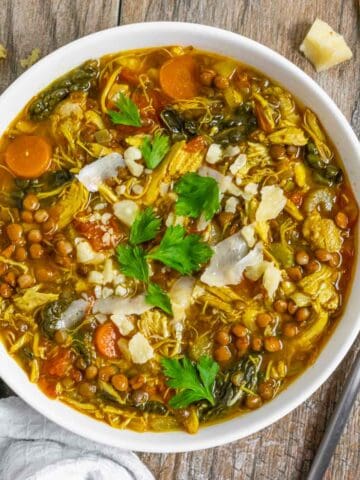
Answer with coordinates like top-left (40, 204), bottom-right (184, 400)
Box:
top-left (161, 356), bottom-right (219, 408)
top-left (130, 207), bottom-right (161, 246)
top-left (147, 225), bottom-right (213, 275)
top-left (141, 133), bottom-right (170, 169)
top-left (174, 172), bottom-right (220, 221)
top-left (145, 282), bottom-right (173, 315)
top-left (115, 244), bottom-right (149, 283)
top-left (108, 93), bottom-right (141, 127)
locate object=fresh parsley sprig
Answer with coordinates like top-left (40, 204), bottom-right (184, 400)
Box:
top-left (161, 356), bottom-right (219, 408)
top-left (108, 92), bottom-right (141, 127)
top-left (141, 133), bottom-right (170, 169)
top-left (147, 225), bottom-right (213, 275)
top-left (145, 282), bottom-right (173, 315)
top-left (174, 172), bottom-right (220, 221)
top-left (115, 244), bottom-right (149, 283)
top-left (130, 208), bottom-right (161, 246)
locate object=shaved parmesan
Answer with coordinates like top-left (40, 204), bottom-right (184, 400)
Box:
top-left (93, 294), bottom-right (151, 316)
top-left (225, 196), bottom-right (239, 213)
top-left (113, 199), bottom-right (139, 226)
top-left (246, 261), bottom-right (282, 299)
top-left (76, 239), bottom-right (105, 264)
top-left (77, 153), bottom-right (124, 192)
top-left (256, 185), bottom-right (286, 222)
top-left (169, 277), bottom-right (195, 323)
top-left (229, 154), bottom-right (247, 175)
top-left (201, 233), bottom-right (263, 287)
top-left (111, 314), bottom-right (134, 335)
top-left (241, 223), bottom-right (257, 247)
top-left (263, 263), bottom-right (282, 299)
top-left (58, 299), bottom-right (89, 330)
top-left (199, 166), bottom-right (241, 197)
top-left (128, 332), bottom-right (154, 364)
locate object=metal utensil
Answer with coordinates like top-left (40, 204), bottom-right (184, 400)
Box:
top-left (307, 348), bottom-right (360, 480)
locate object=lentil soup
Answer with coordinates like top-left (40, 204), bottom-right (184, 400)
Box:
top-left (0, 46), bottom-right (357, 433)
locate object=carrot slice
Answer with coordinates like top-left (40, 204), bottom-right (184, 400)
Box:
top-left (5, 135), bottom-right (52, 179)
top-left (159, 55), bottom-right (199, 99)
top-left (94, 321), bottom-right (120, 359)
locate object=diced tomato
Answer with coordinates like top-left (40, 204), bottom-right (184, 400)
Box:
top-left (73, 214), bottom-right (125, 251)
top-left (184, 136), bottom-right (206, 153)
top-left (42, 349), bottom-right (72, 378)
top-left (118, 67), bottom-right (139, 86)
top-left (94, 321), bottom-right (120, 359)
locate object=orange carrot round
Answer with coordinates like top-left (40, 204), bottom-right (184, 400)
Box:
top-left (94, 321), bottom-right (120, 359)
top-left (159, 55), bottom-right (199, 99)
top-left (5, 135), bottom-right (52, 179)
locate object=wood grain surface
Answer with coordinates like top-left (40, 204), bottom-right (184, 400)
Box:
top-left (0, 1), bottom-right (359, 479)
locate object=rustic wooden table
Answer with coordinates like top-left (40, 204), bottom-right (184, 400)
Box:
top-left (0, 1), bottom-right (359, 479)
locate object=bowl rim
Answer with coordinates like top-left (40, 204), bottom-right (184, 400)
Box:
top-left (0, 21), bottom-right (359, 453)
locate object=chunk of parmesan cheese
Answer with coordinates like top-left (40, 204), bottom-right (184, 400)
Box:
top-left (111, 314), bottom-right (134, 335)
top-left (300, 19), bottom-right (353, 72)
top-left (93, 293), bottom-right (151, 316)
top-left (169, 277), bottom-right (195, 323)
top-left (241, 223), bottom-right (256, 247)
top-left (113, 200), bottom-right (139, 226)
top-left (229, 154), bottom-right (247, 175)
top-left (76, 239), bottom-right (105, 265)
top-left (256, 185), bottom-right (286, 222)
top-left (128, 332), bottom-right (154, 364)
top-left (245, 261), bottom-right (282, 299)
top-left (77, 153), bottom-right (124, 192)
top-left (124, 146), bottom-right (144, 177)
top-left (206, 143), bottom-right (222, 164)
top-left (201, 234), bottom-right (263, 287)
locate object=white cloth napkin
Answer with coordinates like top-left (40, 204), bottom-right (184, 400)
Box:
top-left (0, 396), bottom-right (154, 480)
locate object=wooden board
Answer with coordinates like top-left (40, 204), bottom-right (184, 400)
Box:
top-left (0, 1), bottom-right (359, 479)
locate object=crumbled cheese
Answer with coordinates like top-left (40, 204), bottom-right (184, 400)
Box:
top-left (113, 200), bottom-right (139, 226)
top-left (199, 166), bottom-right (242, 197)
top-left (132, 184), bottom-right (144, 195)
top-left (300, 19), bottom-right (353, 72)
top-left (128, 333), bottom-right (154, 364)
top-left (88, 271), bottom-right (104, 285)
top-left (124, 146), bottom-right (144, 177)
top-left (95, 313), bottom-right (107, 324)
top-left (101, 212), bottom-right (112, 225)
top-left (224, 145), bottom-right (240, 157)
top-left (93, 293), bottom-right (152, 316)
top-left (77, 153), bottom-right (124, 192)
top-left (192, 285), bottom-right (206, 299)
top-left (94, 286), bottom-right (102, 299)
top-left (115, 185), bottom-right (126, 196)
top-left (241, 224), bottom-right (257, 247)
top-left (256, 185), bottom-right (286, 222)
top-left (225, 196), bottom-right (239, 213)
top-left (102, 287), bottom-right (114, 299)
top-left (206, 143), bottom-right (222, 164)
top-left (244, 183), bottom-right (258, 196)
top-left (115, 284), bottom-right (128, 297)
top-left (229, 154), bottom-right (247, 175)
top-left (101, 232), bottom-right (111, 246)
top-left (111, 314), bottom-right (134, 335)
top-left (201, 234), bottom-right (263, 287)
top-left (76, 239), bottom-right (105, 265)
top-left (94, 203), bottom-right (107, 211)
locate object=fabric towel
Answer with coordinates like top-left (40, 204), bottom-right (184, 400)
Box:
top-left (0, 396), bottom-right (154, 480)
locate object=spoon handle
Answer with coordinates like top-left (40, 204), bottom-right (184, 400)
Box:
top-left (307, 348), bottom-right (360, 480)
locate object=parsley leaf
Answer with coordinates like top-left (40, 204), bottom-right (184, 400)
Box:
top-left (130, 208), bottom-right (162, 246)
top-left (140, 133), bottom-right (170, 169)
top-left (115, 244), bottom-right (149, 282)
top-left (108, 93), bottom-right (141, 127)
top-left (161, 356), bottom-right (219, 408)
top-left (147, 225), bottom-right (213, 275)
top-left (145, 282), bottom-right (173, 315)
top-left (174, 172), bottom-right (220, 221)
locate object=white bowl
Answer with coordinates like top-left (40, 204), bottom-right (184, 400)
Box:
top-left (0, 22), bottom-right (359, 453)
